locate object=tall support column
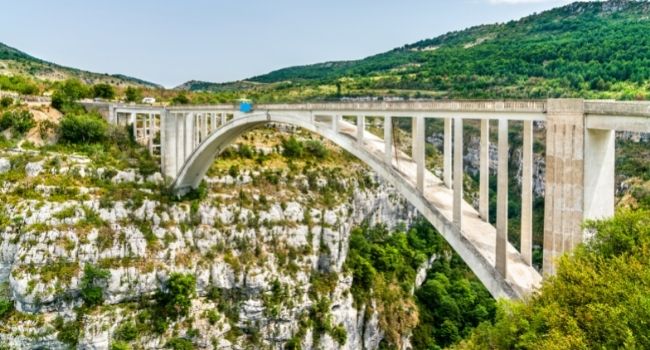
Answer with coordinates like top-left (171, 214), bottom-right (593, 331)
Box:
top-left (444, 118), bottom-right (453, 188)
top-left (162, 110), bottom-right (178, 179)
top-left (201, 113), bottom-right (208, 142)
top-left (211, 113), bottom-right (217, 133)
top-left (384, 116), bottom-right (393, 166)
top-left (479, 119), bottom-right (490, 222)
top-left (131, 112), bottom-right (137, 140)
top-left (357, 115), bottom-right (365, 144)
top-left (496, 119), bottom-right (509, 277)
top-left (148, 113), bottom-right (154, 154)
top-left (453, 118), bottom-right (463, 227)
top-left (543, 99), bottom-right (585, 275)
top-left (184, 112), bottom-right (194, 162)
top-left (521, 120), bottom-right (534, 265)
top-left (221, 113), bottom-right (227, 126)
top-left (332, 115), bottom-right (339, 133)
top-left (175, 113), bottom-right (185, 174)
top-left (584, 129), bottom-right (615, 221)
top-left (414, 116), bottom-right (425, 191)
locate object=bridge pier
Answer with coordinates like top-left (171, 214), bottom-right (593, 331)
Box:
top-left (444, 118), bottom-right (453, 188)
top-left (496, 119), bottom-right (509, 277)
top-left (479, 119), bottom-right (490, 222)
top-left (384, 116), bottom-right (393, 165)
top-left (521, 120), bottom-right (534, 265)
top-left (453, 118), bottom-right (463, 227)
top-left (357, 115), bottom-right (365, 144)
top-left (414, 117), bottom-right (425, 191)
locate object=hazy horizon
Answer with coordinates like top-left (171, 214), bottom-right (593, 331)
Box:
top-left (1, 0), bottom-right (581, 87)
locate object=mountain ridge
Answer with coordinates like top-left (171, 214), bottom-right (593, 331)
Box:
top-left (0, 41), bottom-right (162, 89)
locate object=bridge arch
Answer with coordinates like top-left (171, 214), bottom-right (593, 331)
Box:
top-left (171, 111), bottom-right (539, 299)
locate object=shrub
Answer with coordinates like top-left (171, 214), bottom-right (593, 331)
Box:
top-left (305, 140), bottom-right (328, 159)
top-left (282, 136), bottom-right (303, 158)
top-left (59, 113), bottom-right (108, 143)
top-left (0, 110), bottom-right (35, 135)
top-left (125, 87), bottom-right (142, 103)
top-left (51, 79), bottom-right (90, 111)
top-left (0, 298), bottom-right (12, 319)
top-left (93, 84), bottom-right (116, 100)
top-left (171, 93), bottom-right (190, 105)
top-left (80, 264), bottom-right (111, 307)
top-left (0, 97), bottom-right (12, 108)
top-left (54, 317), bottom-right (81, 347)
top-left (166, 338), bottom-right (194, 350)
top-left (110, 341), bottom-right (131, 350)
top-left (114, 321), bottom-right (137, 341)
top-left (157, 273), bottom-right (196, 320)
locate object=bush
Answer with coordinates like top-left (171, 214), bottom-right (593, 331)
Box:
top-left (110, 341), bottom-right (131, 350)
top-left (114, 321), bottom-right (137, 341)
top-left (59, 113), bottom-right (108, 143)
top-left (125, 87), bottom-right (142, 103)
top-left (80, 264), bottom-right (110, 307)
top-left (54, 317), bottom-right (81, 347)
top-left (0, 109), bottom-right (35, 135)
top-left (156, 273), bottom-right (196, 320)
top-left (0, 97), bottom-right (12, 108)
top-left (282, 136), bottom-right (303, 158)
top-left (93, 83), bottom-right (116, 100)
top-left (171, 93), bottom-right (190, 105)
top-left (0, 298), bottom-right (12, 319)
top-left (166, 338), bottom-right (194, 350)
top-left (51, 79), bottom-right (90, 111)
top-left (305, 140), bottom-right (328, 159)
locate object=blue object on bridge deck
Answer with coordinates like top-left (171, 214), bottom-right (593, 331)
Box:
top-left (239, 99), bottom-right (253, 113)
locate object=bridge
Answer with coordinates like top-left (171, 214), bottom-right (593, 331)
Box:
top-left (86, 99), bottom-right (650, 300)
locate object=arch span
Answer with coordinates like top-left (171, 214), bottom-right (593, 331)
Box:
top-left (172, 111), bottom-right (541, 299)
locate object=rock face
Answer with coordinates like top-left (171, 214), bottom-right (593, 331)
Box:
top-left (0, 141), bottom-right (417, 350)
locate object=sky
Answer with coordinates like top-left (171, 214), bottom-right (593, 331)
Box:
top-left (0, 0), bottom-right (581, 87)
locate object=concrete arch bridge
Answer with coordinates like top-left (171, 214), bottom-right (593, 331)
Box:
top-left (91, 99), bottom-right (650, 299)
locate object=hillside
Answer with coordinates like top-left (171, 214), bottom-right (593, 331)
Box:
top-left (0, 42), bottom-right (161, 90)
top-left (181, 0), bottom-right (650, 101)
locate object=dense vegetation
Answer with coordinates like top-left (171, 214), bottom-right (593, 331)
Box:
top-left (345, 220), bottom-right (495, 349)
top-left (180, 1), bottom-right (650, 102)
top-left (456, 209), bottom-right (650, 349)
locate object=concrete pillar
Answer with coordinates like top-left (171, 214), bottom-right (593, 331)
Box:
top-left (211, 113), bottom-right (217, 133)
top-left (414, 117), bottom-right (425, 191)
top-left (584, 129), bottom-right (615, 221)
top-left (384, 116), bottom-right (393, 166)
top-left (521, 120), bottom-right (534, 265)
top-left (148, 113), bottom-right (154, 154)
top-left (357, 115), bottom-right (365, 144)
top-left (184, 112), bottom-right (194, 162)
top-left (496, 118), bottom-right (509, 277)
top-left (453, 118), bottom-right (463, 227)
top-left (201, 113), bottom-right (208, 142)
top-left (543, 99), bottom-right (585, 275)
top-left (131, 112), bottom-right (137, 140)
top-left (332, 115), bottom-right (339, 133)
top-left (162, 110), bottom-right (178, 179)
top-left (175, 113), bottom-right (185, 174)
top-left (221, 113), bottom-right (227, 126)
top-left (479, 119), bottom-right (490, 222)
top-left (444, 118), bottom-right (453, 188)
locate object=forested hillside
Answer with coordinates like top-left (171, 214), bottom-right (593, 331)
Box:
top-left (182, 0), bottom-right (650, 102)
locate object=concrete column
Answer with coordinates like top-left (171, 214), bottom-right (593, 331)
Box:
top-left (414, 117), bottom-right (425, 191)
top-left (496, 118), bottom-right (509, 277)
top-left (211, 113), bottom-right (217, 133)
top-left (479, 119), bottom-right (490, 222)
top-left (453, 118), bottom-right (463, 227)
top-left (184, 112), bottom-right (194, 162)
top-left (201, 113), bottom-right (208, 142)
top-left (384, 116), bottom-right (393, 166)
top-left (543, 99), bottom-right (585, 275)
top-left (148, 113), bottom-right (154, 154)
top-left (175, 113), bottom-right (185, 173)
top-left (131, 112), bottom-right (137, 140)
top-left (357, 115), bottom-right (365, 144)
top-left (521, 120), bottom-right (534, 265)
top-left (584, 129), bottom-right (615, 221)
top-left (221, 113), bottom-right (227, 126)
top-left (332, 115), bottom-right (339, 133)
top-left (444, 118), bottom-right (453, 188)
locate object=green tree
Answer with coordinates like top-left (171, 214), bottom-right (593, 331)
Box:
top-left (124, 86), bottom-right (142, 103)
top-left (157, 273), bottom-right (196, 320)
top-left (51, 79), bottom-right (90, 111)
top-left (0, 110), bottom-right (35, 135)
top-left (59, 113), bottom-right (108, 143)
top-left (171, 93), bottom-right (190, 105)
top-left (93, 83), bottom-right (116, 100)
top-left (80, 264), bottom-right (110, 307)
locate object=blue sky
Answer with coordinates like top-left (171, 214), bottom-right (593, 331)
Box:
top-left (0, 0), bottom-right (579, 87)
